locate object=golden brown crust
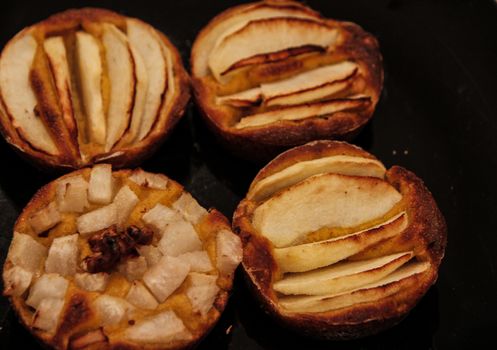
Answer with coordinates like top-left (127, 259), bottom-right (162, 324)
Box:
top-left (5, 167), bottom-right (236, 350)
top-left (191, 1), bottom-right (383, 162)
top-left (233, 141), bottom-right (446, 339)
top-left (0, 8), bottom-right (190, 171)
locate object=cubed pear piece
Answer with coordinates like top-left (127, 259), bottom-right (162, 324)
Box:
top-left (142, 256), bottom-right (190, 303)
top-left (88, 164), bottom-right (114, 204)
top-left (158, 220), bottom-right (202, 257)
top-left (253, 173), bottom-right (402, 248)
top-left (126, 281), bottom-right (158, 310)
top-left (8, 232), bottom-right (47, 273)
top-left (216, 229), bottom-right (242, 276)
top-left (119, 256), bottom-right (148, 281)
top-left (74, 272), bottom-right (109, 292)
top-left (172, 193), bottom-right (208, 225)
top-left (76, 31), bottom-right (106, 144)
top-left (93, 294), bottom-right (133, 326)
top-left (77, 203), bottom-right (118, 236)
top-left (29, 202), bottom-right (61, 234)
top-left (274, 212), bottom-right (408, 273)
top-left (45, 234), bottom-right (79, 276)
top-left (32, 297), bottom-right (65, 333)
top-left (56, 175), bottom-right (89, 213)
top-left (141, 203), bottom-right (183, 235)
top-left (125, 310), bottom-right (191, 343)
top-left (129, 169), bottom-right (168, 189)
top-left (3, 265), bottom-right (33, 296)
top-left (112, 185), bottom-right (139, 225)
top-left (248, 155), bottom-right (386, 202)
top-left (177, 251), bottom-right (213, 272)
top-left (186, 273), bottom-right (219, 316)
top-left (137, 245), bottom-right (163, 267)
top-left (26, 274), bottom-right (68, 309)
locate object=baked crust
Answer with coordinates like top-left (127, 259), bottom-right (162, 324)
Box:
top-left (191, 1), bottom-right (383, 161)
top-left (233, 140), bottom-right (446, 339)
top-left (3, 167), bottom-right (242, 349)
top-left (0, 8), bottom-right (190, 171)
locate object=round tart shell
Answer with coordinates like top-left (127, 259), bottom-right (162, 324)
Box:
top-left (3, 168), bottom-right (237, 350)
top-left (191, 1), bottom-right (383, 162)
top-left (0, 8), bottom-right (190, 171)
top-left (233, 141), bottom-right (446, 339)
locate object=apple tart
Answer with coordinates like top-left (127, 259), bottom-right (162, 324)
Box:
top-left (191, 0), bottom-right (383, 161)
top-left (2, 165), bottom-right (242, 349)
top-left (233, 141), bottom-right (446, 339)
top-left (0, 8), bottom-right (189, 170)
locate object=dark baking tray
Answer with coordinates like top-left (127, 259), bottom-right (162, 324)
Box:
top-left (1, 0), bottom-right (496, 348)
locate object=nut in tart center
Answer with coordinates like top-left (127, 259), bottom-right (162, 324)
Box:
top-left (234, 141), bottom-right (446, 339)
top-left (3, 166), bottom-right (242, 349)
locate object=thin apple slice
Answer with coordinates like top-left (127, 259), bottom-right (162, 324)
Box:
top-left (248, 155), bottom-right (386, 202)
top-left (43, 36), bottom-right (77, 142)
top-left (253, 173), bottom-right (402, 248)
top-left (235, 98), bottom-right (369, 129)
top-left (208, 17), bottom-right (338, 81)
top-left (102, 24), bottom-right (135, 151)
top-left (44, 234), bottom-right (79, 277)
top-left (266, 78), bottom-right (353, 107)
top-left (274, 251), bottom-right (413, 295)
top-left (125, 310), bottom-right (191, 343)
top-left (273, 212), bottom-right (408, 273)
top-left (261, 62), bottom-right (357, 100)
top-left (0, 34), bottom-right (58, 154)
top-left (193, 3), bottom-right (321, 77)
top-left (120, 45), bottom-right (149, 145)
top-left (126, 19), bottom-right (167, 141)
top-left (216, 87), bottom-right (261, 107)
top-left (28, 201), bottom-right (61, 234)
top-left (76, 31), bottom-right (106, 144)
top-left (279, 261), bottom-right (430, 312)
top-left (88, 164), bottom-right (114, 204)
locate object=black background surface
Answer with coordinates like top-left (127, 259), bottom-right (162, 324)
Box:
top-left (0, 1), bottom-right (496, 349)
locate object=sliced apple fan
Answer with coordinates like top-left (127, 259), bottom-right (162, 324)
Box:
top-left (0, 20), bottom-right (172, 161)
top-left (251, 155), bottom-right (430, 312)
